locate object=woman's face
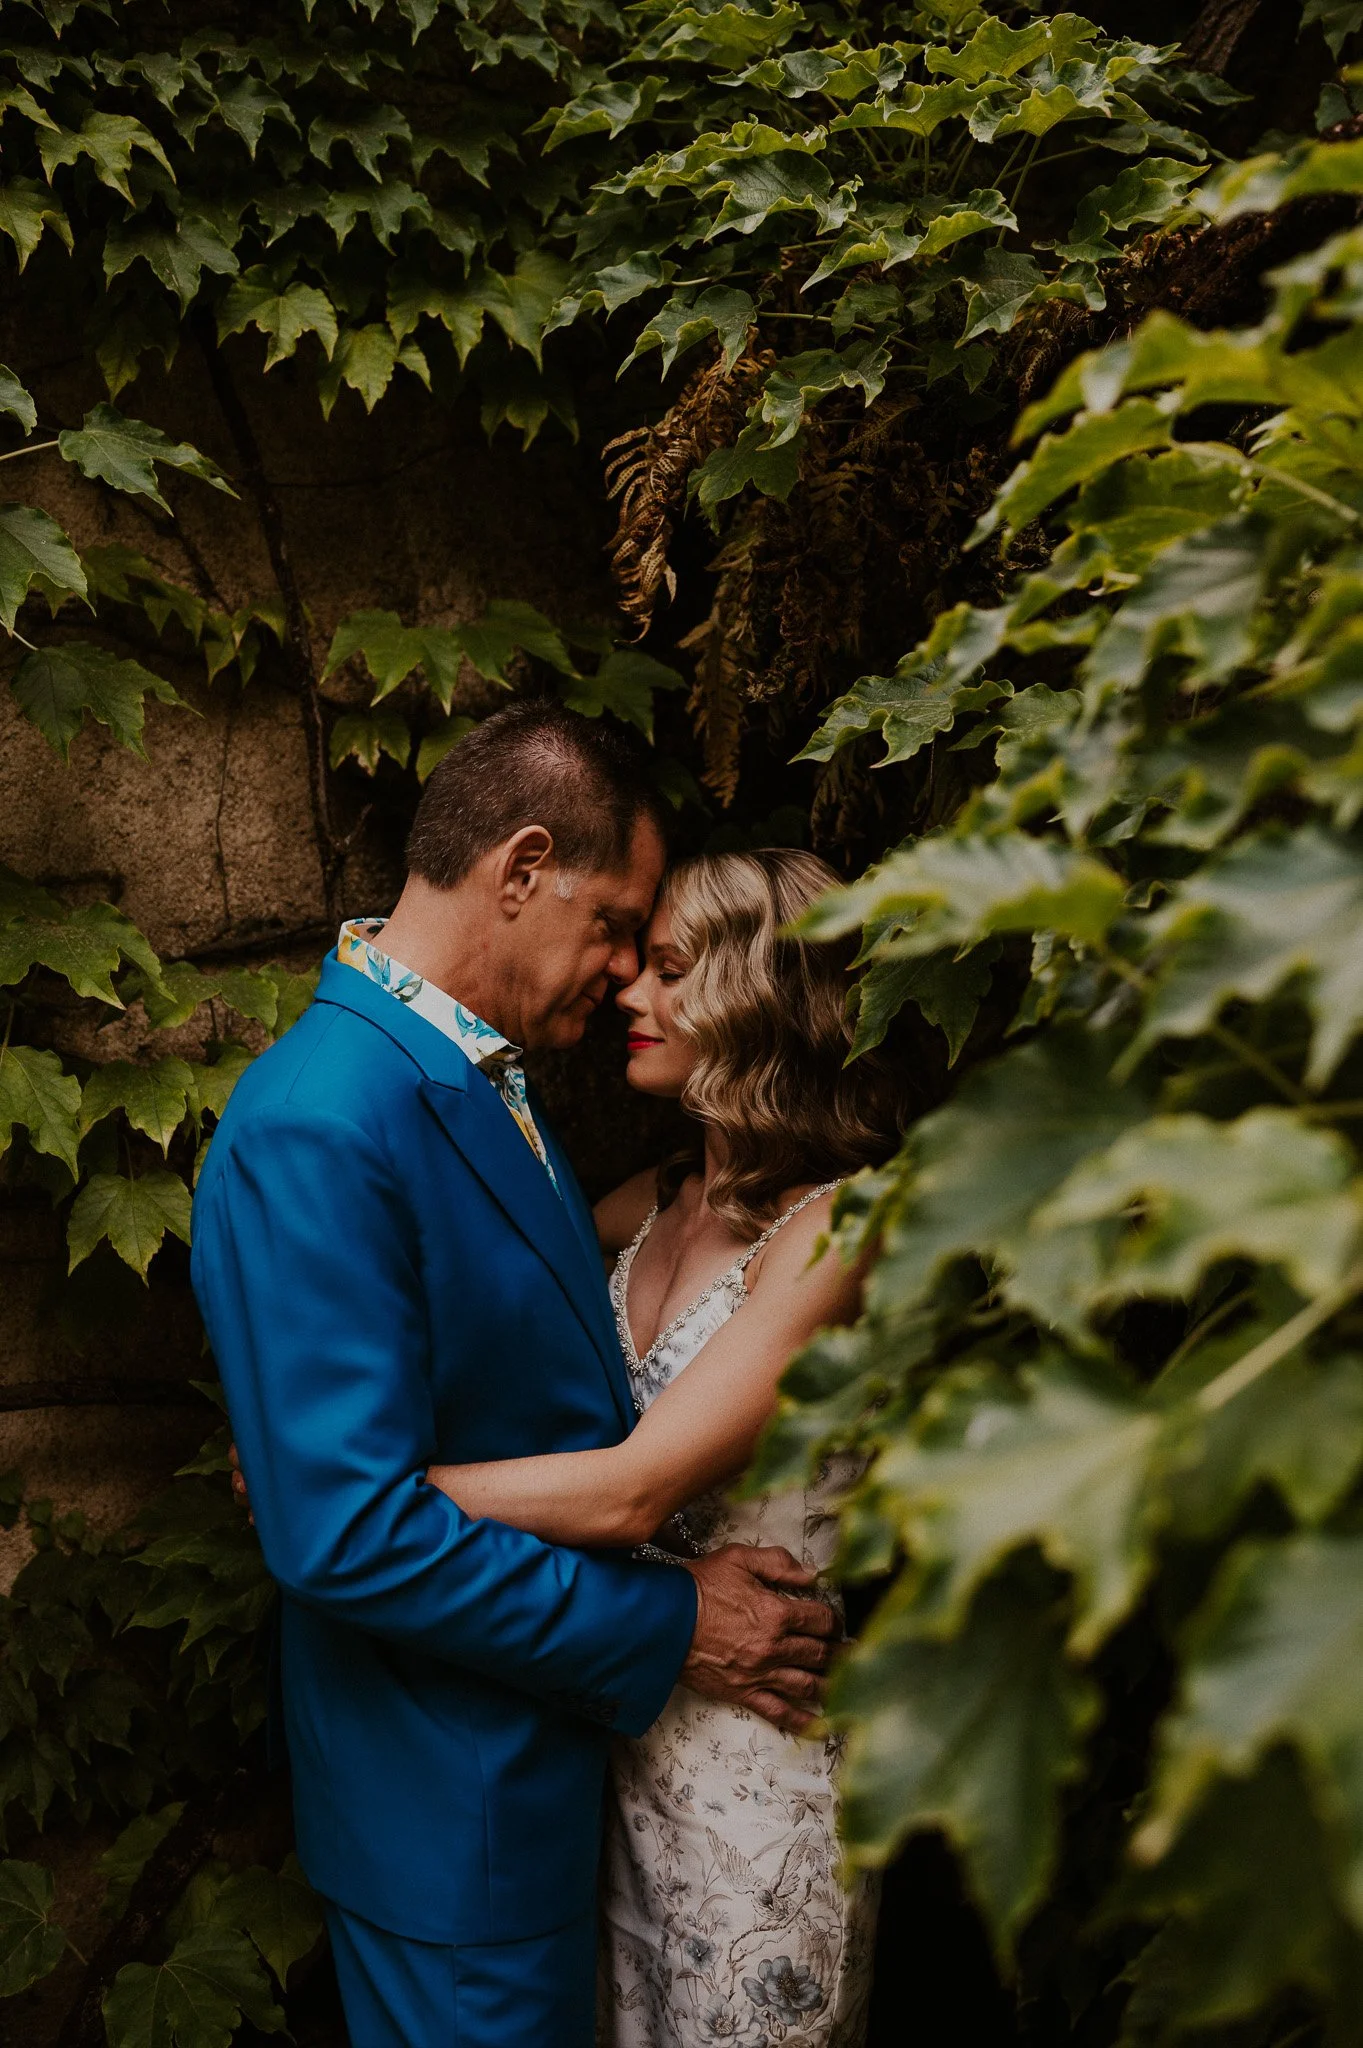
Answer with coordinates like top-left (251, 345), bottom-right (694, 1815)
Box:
top-left (616, 903), bottom-right (697, 1098)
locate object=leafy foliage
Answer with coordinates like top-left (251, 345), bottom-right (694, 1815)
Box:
top-left (749, 115), bottom-right (1363, 2048)
top-left (0, 0), bottom-right (1356, 2042)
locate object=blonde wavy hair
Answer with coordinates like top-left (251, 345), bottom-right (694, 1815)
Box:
top-left (655, 848), bottom-right (907, 1236)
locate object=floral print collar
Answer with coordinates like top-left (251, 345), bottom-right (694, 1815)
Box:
top-left (337, 917), bottom-right (559, 1192)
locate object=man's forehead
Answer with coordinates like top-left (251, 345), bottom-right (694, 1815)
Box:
top-left (598, 818), bottom-right (666, 915)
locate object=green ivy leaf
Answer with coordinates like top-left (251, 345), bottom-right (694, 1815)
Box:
top-left (416, 715), bottom-right (475, 781)
top-left (833, 1565), bottom-right (1100, 1956)
top-left (214, 1856), bottom-right (323, 1986)
top-left (797, 663), bottom-right (1009, 767)
top-left (690, 421), bottom-right (801, 519)
top-left (58, 406), bottom-right (233, 513)
top-left (457, 599), bottom-right (575, 681)
top-left (622, 285), bottom-right (755, 376)
top-left (1116, 1751), bottom-right (1359, 2037)
top-left (874, 1358), bottom-right (1164, 1654)
top-left (128, 959), bottom-right (277, 1033)
top-left (187, 1045), bottom-right (255, 1124)
top-left (1139, 1532), bottom-right (1363, 1924)
top-left (325, 608), bottom-right (466, 705)
top-left (38, 112), bottom-right (171, 201)
top-left (757, 340), bottom-right (889, 445)
top-left (957, 248), bottom-right (1046, 342)
top-left (561, 650), bottom-right (686, 737)
top-left (975, 399), bottom-right (1174, 543)
top-left (80, 1058), bottom-right (198, 1153)
top-left (801, 832), bottom-right (1126, 953)
top-left (1037, 1109), bottom-right (1363, 1307)
top-left (850, 945), bottom-right (995, 1063)
top-left (0, 1859), bottom-right (67, 1996)
top-left (0, 179), bottom-right (71, 268)
top-left (0, 504), bottom-right (87, 632)
top-left (68, 1169), bottom-right (193, 1279)
top-left (102, 1926), bottom-right (286, 2048)
top-left (103, 214), bottom-right (239, 311)
top-left (863, 1028), bottom-right (1151, 1327)
top-left (12, 642), bottom-right (183, 758)
top-left (97, 1805), bottom-right (184, 1919)
top-left (217, 268), bottom-right (337, 369)
top-left (319, 325), bottom-right (428, 416)
top-left (328, 708), bottom-right (411, 773)
top-left (1158, 1313), bottom-right (1363, 1536)
top-left (0, 1044), bottom-right (81, 1175)
top-left (0, 891), bottom-right (164, 1007)
top-left (1135, 825), bottom-right (1363, 1087)
top-left (0, 366), bottom-right (36, 435)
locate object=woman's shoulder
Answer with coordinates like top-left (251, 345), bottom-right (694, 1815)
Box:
top-left (744, 1181), bottom-right (847, 1286)
top-left (592, 1166), bottom-right (661, 1254)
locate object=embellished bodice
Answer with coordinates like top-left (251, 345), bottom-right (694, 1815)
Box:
top-left (607, 1184), bottom-right (848, 1561)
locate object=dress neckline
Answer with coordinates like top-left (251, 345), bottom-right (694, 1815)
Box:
top-left (611, 1180), bottom-right (841, 1376)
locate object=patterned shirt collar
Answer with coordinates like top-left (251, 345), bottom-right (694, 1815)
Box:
top-left (337, 917), bottom-right (521, 1071)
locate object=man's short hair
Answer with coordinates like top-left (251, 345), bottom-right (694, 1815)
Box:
top-left (405, 697), bottom-right (670, 890)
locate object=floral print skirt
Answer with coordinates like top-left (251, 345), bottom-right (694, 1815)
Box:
top-left (596, 1687), bottom-right (878, 2048)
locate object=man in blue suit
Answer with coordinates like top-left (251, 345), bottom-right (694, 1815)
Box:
top-left (192, 702), bottom-right (835, 2047)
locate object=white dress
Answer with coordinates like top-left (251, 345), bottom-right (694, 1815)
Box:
top-left (597, 1188), bottom-right (879, 2048)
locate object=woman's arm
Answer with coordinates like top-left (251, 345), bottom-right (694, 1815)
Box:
top-left (425, 1198), bottom-right (862, 1547)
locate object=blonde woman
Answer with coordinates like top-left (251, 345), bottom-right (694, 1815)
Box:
top-left (427, 849), bottom-right (905, 2048)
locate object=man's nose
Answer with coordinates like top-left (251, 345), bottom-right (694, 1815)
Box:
top-left (607, 939), bottom-right (640, 985)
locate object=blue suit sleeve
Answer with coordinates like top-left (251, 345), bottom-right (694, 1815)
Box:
top-left (190, 1104), bottom-right (695, 1739)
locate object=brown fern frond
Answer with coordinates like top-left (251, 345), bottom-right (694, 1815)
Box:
top-left (602, 345), bottom-right (765, 638)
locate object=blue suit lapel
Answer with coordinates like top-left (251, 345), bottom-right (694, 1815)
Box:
top-left (312, 954), bottom-right (634, 1431)
top-left (420, 1073), bottom-right (634, 1432)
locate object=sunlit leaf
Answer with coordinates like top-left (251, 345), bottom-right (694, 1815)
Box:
top-left (80, 1058), bottom-right (198, 1153)
top-left (68, 1169), bottom-right (192, 1279)
top-left (12, 643), bottom-right (182, 758)
top-left (0, 504), bottom-right (86, 631)
top-left (0, 1044), bottom-right (81, 1175)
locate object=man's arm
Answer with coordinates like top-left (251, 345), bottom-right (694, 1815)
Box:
top-left (192, 1104), bottom-right (695, 1738)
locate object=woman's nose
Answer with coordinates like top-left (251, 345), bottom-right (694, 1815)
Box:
top-left (616, 971), bottom-right (647, 1012)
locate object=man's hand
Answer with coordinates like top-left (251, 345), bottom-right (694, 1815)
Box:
top-left (228, 1443), bottom-right (253, 1524)
top-left (680, 1544), bottom-right (837, 1736)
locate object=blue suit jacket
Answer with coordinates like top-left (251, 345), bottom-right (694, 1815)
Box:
top-left (191, 955), bottom-right (696, 1943)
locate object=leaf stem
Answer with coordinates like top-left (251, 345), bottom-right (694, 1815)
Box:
top-left (0, 438), bottom-right (58, 462)
top-left (1095, 943), bottom-right (1309, 1104)
top-left (1179, 441), bottom-right (1363, 527)
top-left (1196, 1262), bottom-right (1363, 1413)
top-left (1160, 1286), bottom-right (1255, 1379)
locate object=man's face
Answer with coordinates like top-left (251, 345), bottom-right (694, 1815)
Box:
top-left (510, 817), bottom-right (667, 1050)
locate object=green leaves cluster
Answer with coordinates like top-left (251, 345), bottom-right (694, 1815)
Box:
top-left (761, 128), bottom-right (1363, 2042)
top-left (0, 1451), bottom-right (314, 2037)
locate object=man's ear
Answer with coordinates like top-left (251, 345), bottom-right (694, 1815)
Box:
top-left (492, 825), bottom-right (555, 915)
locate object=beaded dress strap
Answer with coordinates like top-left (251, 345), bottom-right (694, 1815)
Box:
top-left (732, 1180), bottom-right (842, 1273)
top-left (612, 1180), bottom-right (841, 1375)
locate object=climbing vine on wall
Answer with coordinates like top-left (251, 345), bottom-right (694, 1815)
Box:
top-left (0, 0), bottom-right (1356, 2041)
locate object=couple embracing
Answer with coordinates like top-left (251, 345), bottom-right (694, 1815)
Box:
top-left (192, 701), bottom-right (906, 2048)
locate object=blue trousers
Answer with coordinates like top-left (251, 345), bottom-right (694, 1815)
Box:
top-left (325, 1900), bottom-right (596, 2048)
